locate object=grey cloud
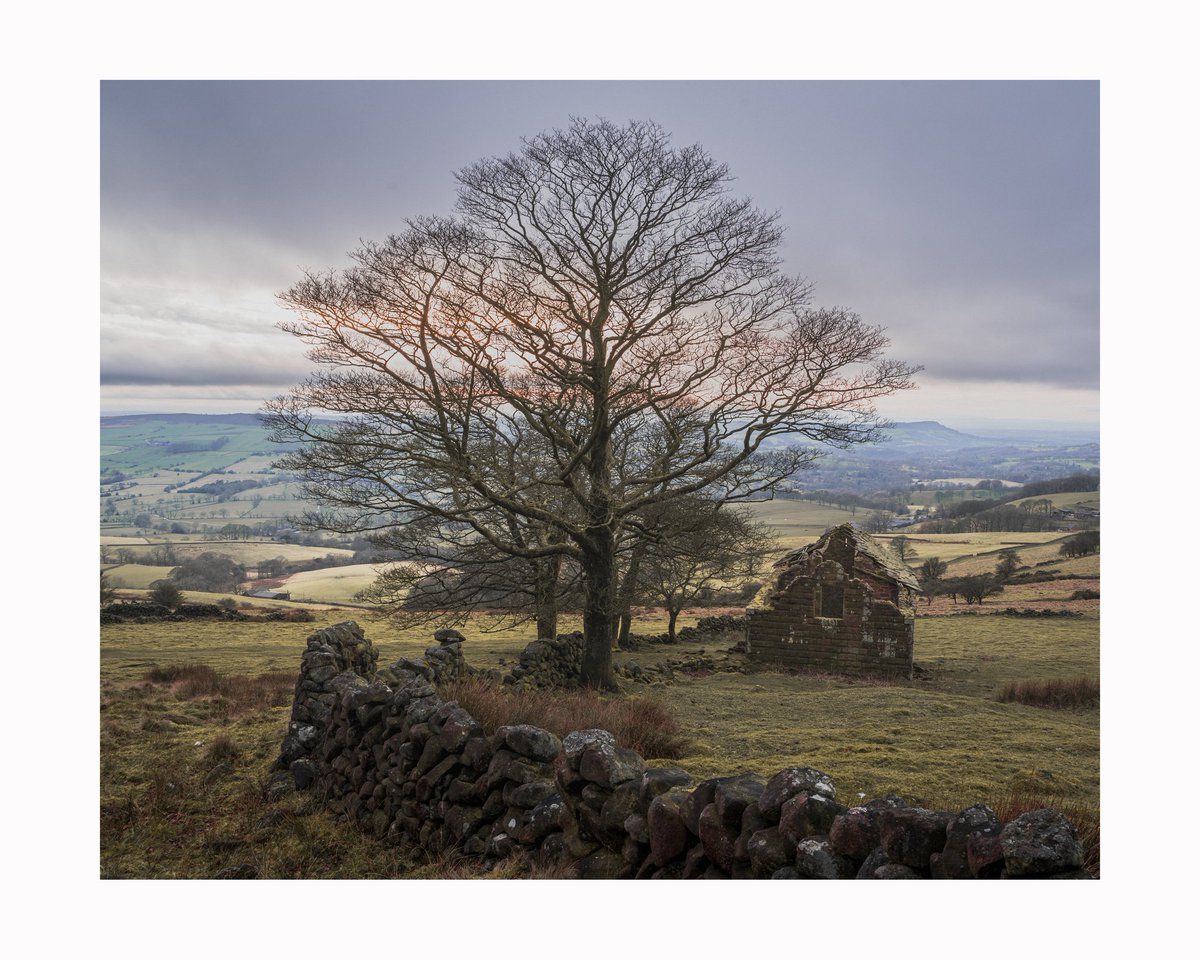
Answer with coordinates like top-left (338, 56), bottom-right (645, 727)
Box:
top-left (101, 350), bottom-right (309, 387)
top-left (101, 81), bottom-right (1098, 401)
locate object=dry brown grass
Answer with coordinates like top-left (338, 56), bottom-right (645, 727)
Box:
top-left (996, 675), bottom-right (1099, 710)
top-left (142, 663), bottom-right (295, 717)
top-left (441, 676), bottom-right (690, 759)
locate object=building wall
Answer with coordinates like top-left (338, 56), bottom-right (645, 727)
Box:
top-left (747, 544), bottom-right (914, 678)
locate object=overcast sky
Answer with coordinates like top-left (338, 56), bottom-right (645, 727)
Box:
top-left (100, 80), bottom-right (1098, 431)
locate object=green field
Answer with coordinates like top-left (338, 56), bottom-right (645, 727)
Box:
top-left (100, 419), bottom-right (279, 475)
top-left (745, 498), bottom-right (873, 549)
top-left (906, 488), bottom-right (1013, 508)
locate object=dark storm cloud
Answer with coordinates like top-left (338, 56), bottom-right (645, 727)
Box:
top-left (101, 81), bottom-right (1097, 402)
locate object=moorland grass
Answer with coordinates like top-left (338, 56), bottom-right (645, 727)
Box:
top-left (101, 607), bottom-right (1100, 876)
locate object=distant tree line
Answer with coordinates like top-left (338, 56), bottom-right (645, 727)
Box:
top-left (177, 478), bottom-right (266, 500)
top-left (796, 490), bottom-right (911, 516)
top-left (162, 436), bottom-right (230, 455)
top-left (1016, 473), bottom-right (1100, 498)
top-left (1059, 530), bottom-right (1100, 558)
top-left (913, 472), bottom-right (1099, 534)
top-left (168, 553), bottom-right (246, 592)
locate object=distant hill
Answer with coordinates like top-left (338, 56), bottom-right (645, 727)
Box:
top-left (100, 413), bottom-right (281, 476)
top-left (100, 413), bottom-right (1099, 495)
top-left (875, 420), bottom-right (994, 452)
top-left (101, 412), bottom-right (265, 428)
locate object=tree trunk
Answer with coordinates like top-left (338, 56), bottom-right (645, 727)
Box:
top-left (580, 533), bottom-right (616, 689)
top-left (534, 555), bottom-right (561, 640)
top-left (616, 609), bottom-right (633, 650)
top-left (615, 545), bottom-right (644, 650)
top-left (667, 606), bottom-right (680, 642)
top-left (580, 296), bottom-right (616, 689)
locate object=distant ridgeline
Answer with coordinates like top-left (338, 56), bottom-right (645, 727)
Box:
top-left (101, 413), bottom-right (266, 428)
top-left (99, 414), bottom-right (1098, 495)
top-left (773, 420), bottom-right (1099, 493)
top-left (271, 621), bottom-right (1094, 880)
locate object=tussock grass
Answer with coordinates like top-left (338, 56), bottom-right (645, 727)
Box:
top-left (996, 676), bottom-right (1099, 710)
top-left (203, 734), bottom-right (241, 765)
top-left (441, 676), bottom-right (690, 760)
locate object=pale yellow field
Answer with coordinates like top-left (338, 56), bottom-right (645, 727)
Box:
top-left (745, 498), bottom-right (871, 549)
top-left (945, 537), bottom-right (1096, 575)
top-left (279, 562), bottom-right (402, 603)
top-left (880, 531), bottom-right (1069, 565)
top-left (103, 540), bottom-right (355, 565)
top-left (104, 564), bottom-right (179, 588)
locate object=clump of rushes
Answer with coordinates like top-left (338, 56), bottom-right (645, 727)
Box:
top-left (996, 676), bottom-right (1099, 709)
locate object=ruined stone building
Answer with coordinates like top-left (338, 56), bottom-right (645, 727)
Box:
top-left (746, 524), bottom-right (918, 678)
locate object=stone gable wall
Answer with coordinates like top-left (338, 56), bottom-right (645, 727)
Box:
top-left (746, 575), bottom-right (914, 678)
top-left (272, 621), bottom-right (1090, 879)
top-left (747, 535), bottom-right (915, 678)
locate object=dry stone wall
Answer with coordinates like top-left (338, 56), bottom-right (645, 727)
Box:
top-left (502, 631), bottom-right (584, 688)
top-left (274, 621), bottom-right (1093, 879)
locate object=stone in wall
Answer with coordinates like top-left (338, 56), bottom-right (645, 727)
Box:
top-left (503, 632), bottom-right (584, 689)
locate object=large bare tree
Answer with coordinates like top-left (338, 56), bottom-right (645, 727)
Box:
top-left (267, 117), bottom-right (917, 688)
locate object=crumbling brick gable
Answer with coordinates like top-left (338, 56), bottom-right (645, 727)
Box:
top-left (746, 525), bottom-right (915, 678)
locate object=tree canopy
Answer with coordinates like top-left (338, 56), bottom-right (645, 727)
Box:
top-left (267, 117), bottom-right (917, 687)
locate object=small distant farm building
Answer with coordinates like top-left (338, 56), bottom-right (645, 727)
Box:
top-left (746, 524), bottom-right (918, 678)
top-left (246, 588), bottom-right (291, 601)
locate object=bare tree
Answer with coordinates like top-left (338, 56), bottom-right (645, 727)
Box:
top-left (268, 118), bottom-right (917, 687)
top-left (360, 514), bottom-right (581, 641)
top-left (148, 580), bottom-right (183, 608)
top-left (917, 555), bottom-right (947, 606)
top-left (862, 511), bottom-right (893, 534)
top-left (639, 503), bottom-right (775, 641)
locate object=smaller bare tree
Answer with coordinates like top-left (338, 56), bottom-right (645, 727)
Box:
top-left (639, 503), bottom-right (775, 641)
